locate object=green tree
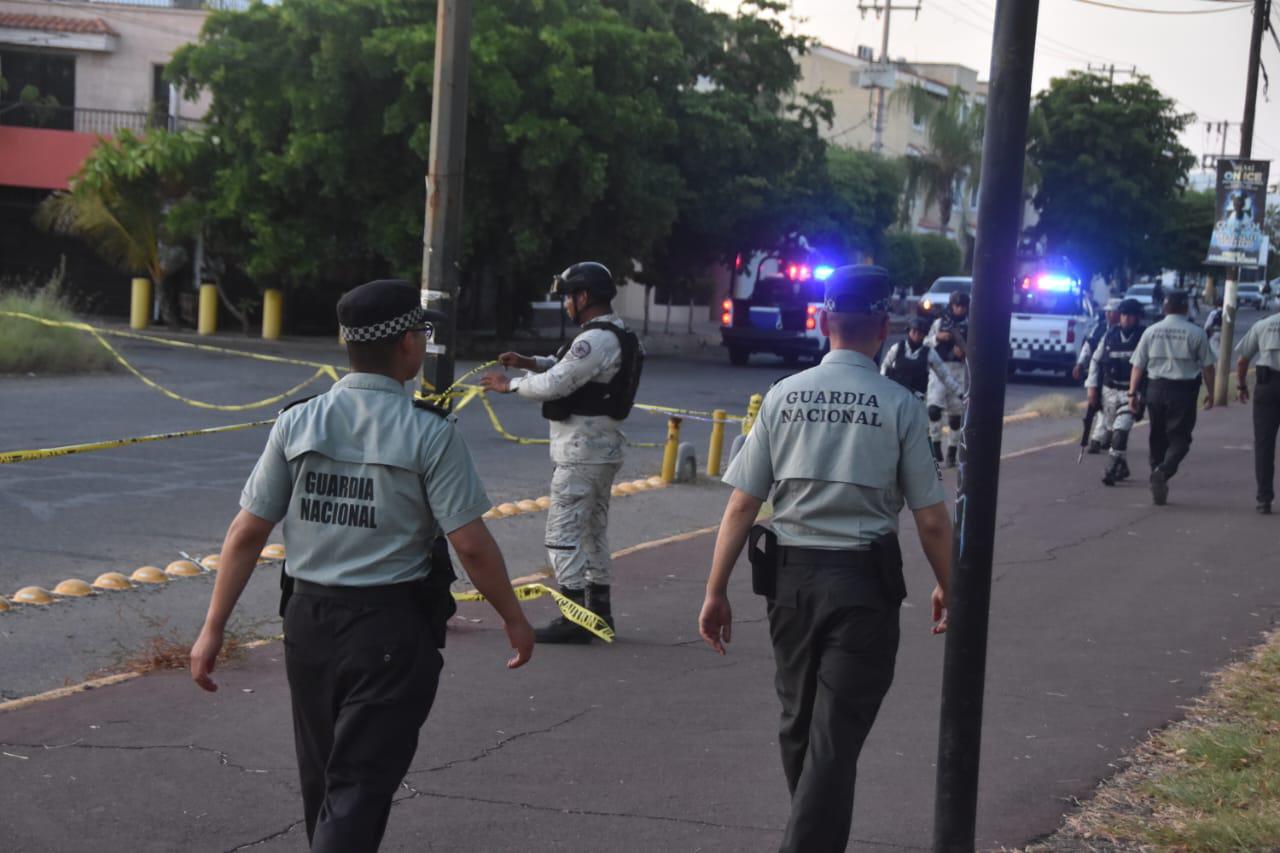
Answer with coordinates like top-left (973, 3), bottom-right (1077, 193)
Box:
top-left (1028, 72), bottom-right (1195, 284)
top-left (1158, 189), bottom-right (1215, 284)
top-left (881, 232), bottom-right (922, 293)
top-left (891, 85), bottom-right (983, 240)
top-left (915, 232), bottom-right (962, 292)
top-left (35, 130), bottom-right (205, 326)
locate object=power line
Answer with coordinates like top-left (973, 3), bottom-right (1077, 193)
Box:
top-left (1068, 0), bottom-right (1252, 14)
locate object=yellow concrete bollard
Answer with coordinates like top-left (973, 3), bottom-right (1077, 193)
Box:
top-left (130, 277), bottom-right (151, 330)
top-left (262, 288), bottom-right (284, 340)
top-left (661, 416), bottom-right (683, 484)
top-left (743, 394), bottom-right (763, 435)
top-left (707, 409), bottom-right (728, 477)
top-left (198, 283), bottom-right (219, 335)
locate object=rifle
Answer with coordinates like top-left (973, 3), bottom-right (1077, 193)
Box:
top-left (1077, 401), bottom-right (1101, 464)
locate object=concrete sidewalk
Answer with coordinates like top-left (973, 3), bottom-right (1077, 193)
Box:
top-left (2, 403), bottom-right (1277, 852)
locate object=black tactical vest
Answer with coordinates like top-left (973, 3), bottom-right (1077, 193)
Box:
top-left (885, 341), bottom-right (931, 396)
top-left (1100, 324), bottom-right (1144, 388)
top-left (935, 312), bottom-right (968, 362)
top-left (541, 320), bottom-right (644, 422)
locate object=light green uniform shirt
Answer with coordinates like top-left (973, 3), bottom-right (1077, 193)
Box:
top-left (1131, 315), bottom-right (1214, 380)
top-left (723, 349), bottom-right (946, 549)
top-left (1236, 311), bottom-right (1280, 370)
top-left (240, 373), bottom-right (490, 586)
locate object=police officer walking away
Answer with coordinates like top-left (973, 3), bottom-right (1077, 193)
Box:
top-left (698, 265), bottom-right (952, 853)
top-left (880, 314), bottom-right (965, 402)
top-left (926, 290), bottom-right (970, 467)
top-left (190, 280), bottom-right (535, 852)
top-left (1235, 304), bottom-right (1280, 514)
top-left (481, 262), bottom-right (644, 642)
top-left (1129, 289), bottom-right (1215, 506)
top-left (1088, 298), bottom-right (1146, 486)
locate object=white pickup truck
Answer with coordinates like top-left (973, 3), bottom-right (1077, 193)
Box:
top-left (1007, 273), bottom-right (1096, 377)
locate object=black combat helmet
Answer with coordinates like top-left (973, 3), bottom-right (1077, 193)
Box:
top-left (1118, 298), bottom-right (1144, 316)
top-left (551, 261), bottom-right (616, 302)
top-left (950, 290), bottom-right (970, 308)
top-left (910, 314), bottom-right (933, 333)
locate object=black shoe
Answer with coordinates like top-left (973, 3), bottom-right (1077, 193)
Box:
top-left (1259, 501), bottom-right (1273, 515)
top-left (1117, 459), bottom-right (1130, 481)
top-left (946, 446), bottom-right (958, 468)
top-left (534, 587), bottom-right (594, 644)
top-left (1150, 468), bottom-right (1169, 506)
top-left (585, 583), bottom-right (615, 634)
top-left (1087, 440), bottom-right (1103, 455)
top-left (1102, 459), bottom-right (1120, 486)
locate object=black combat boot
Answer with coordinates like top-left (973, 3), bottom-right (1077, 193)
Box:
top-left (534, 587), bottom-right (593, 644)
top-left (586, 583), bottom-right (615, 634)
top-left (931, 441), bottom-right (943, 463)
top-left (946, 445), bottom-right (958, 468)
top-left (1117, 458), bottom-right (1130, 481)
top-left (1102, 456), bottom-right (1122, 486)
top-left (1087, 439), bottom-right (1103, 454)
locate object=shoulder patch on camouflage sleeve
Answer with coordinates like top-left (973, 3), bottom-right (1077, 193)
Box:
top-left (569, 339), bottom-right (592, 360)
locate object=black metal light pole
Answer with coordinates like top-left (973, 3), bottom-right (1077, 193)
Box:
top-left (933, 2), bottom-right (1040, 849)
top-left (420, 0), bottom-right (473, 403)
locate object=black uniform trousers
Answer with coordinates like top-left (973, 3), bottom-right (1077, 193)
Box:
top-left (1255, 375), bottom-right (1280, 503)
top-left (766, 551), bottom-right (900, 853)
top-left (1146, 378), bottom-right (1202, 478)
top-left (284, 582), bottom-right (442, 853)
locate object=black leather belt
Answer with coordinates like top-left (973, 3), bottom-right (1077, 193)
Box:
top-left (780, 545), bottom-right (873, 568)
top-left (293, 577), bottom-right (421, 606)
top-left (1149, 377), bottom-right (1201, 390)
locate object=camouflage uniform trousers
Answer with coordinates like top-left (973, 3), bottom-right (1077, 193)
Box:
top-left (1091, 385), bottom-right (1130, 444)
top-left (545, 461), bottom-right (623, 590)
top-left (927, 361), bottom-right (968, 453)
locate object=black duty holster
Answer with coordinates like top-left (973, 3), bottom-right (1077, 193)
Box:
top-left (748, 523), bottom-right (778, 598)
top-left (871, 531), bottom-right (907, 605)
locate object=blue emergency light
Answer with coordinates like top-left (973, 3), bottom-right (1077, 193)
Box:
top-left (1035, 274), bottom-right (1077, 292)
top-left (814, 265), bottom-right (835, 281)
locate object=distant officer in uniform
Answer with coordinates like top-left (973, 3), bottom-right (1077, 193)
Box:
top-left (880, 314), bottom-right (965, 402)
top-left (481, 262), bottom-right (644, 643)
top-left (925, 290), bottom-right (970, 467)
top-left (1235, 305), bottom-right (1280, 514)
top-left (1129, 289), bottom-right (1216, 506)
top-left (191, 280), bottom-right (535, 852)
top-left (1204, 302), bottom-right (1224, 360)
top-left (698, 265), bottom-right (952, 853)
top-left (1088, 298), bottom-right (1146, 486)
top-left (1074, 298), bottom-right (1120, 385)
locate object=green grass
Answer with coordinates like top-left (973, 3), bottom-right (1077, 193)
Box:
top-left (0, 285), bottom-right (116, 374)
top-left (1028, 631), bottom-right (1280, 852)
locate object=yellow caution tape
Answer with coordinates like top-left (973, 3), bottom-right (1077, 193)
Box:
top-left (452, 582), bottom-right (615, 642)
top-left (85, 327), bottom-right (341, 411)
top-left (633, 403), bottom-right (745, 423)
top-left (1, 419), bottom-right (275, 464)
top-left (0, 311), bottom-right (346, 372)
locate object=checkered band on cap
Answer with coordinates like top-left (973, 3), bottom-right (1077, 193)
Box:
top-left (823, 294), bottom-right (893, 314)
top-left (340, 305), bottom-right (431, 343)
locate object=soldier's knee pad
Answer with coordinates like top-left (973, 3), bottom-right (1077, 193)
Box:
top-left (928, 405), bottom-right (943, 422)
top-left (948, 415), bottom-right (962, 432)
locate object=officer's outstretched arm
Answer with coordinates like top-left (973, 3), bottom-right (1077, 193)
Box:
top-left (448, 519), bottom-right (535, 668)
top-left (508, 333), bottom-right (618, 401)
top-left (191, 509), bottom-right (275, 692)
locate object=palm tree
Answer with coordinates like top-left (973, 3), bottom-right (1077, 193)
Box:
top-left (891, 84), bottom-right (984, 241)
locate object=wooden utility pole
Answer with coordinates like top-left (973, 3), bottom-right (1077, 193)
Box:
top-left (420, 0), bottom-right (474, 401)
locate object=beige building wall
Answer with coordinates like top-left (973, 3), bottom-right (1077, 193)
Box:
top-left (0, 0), bottom-right (210, 120)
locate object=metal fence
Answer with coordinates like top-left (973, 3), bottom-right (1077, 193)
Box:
top-left (0, 104), bottom-right (204, 135)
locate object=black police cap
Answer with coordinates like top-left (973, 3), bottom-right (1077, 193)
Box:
top-left (337, 279), bottom-right (446, 343)
top-left (1163, 289), bottom-right (1189, 311)
top-left (822, 265), bottom-right (893, 314)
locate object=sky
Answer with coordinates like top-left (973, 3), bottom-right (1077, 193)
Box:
top-left (708, 0), bottom-right (1280, 179)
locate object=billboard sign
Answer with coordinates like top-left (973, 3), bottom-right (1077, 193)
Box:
top-left (1206, 158), bottom-right (1270, 267)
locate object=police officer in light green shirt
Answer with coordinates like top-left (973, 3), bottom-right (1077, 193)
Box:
top-left (1235, 308), bottom-right (1280, 513)
top-left (1129, 289), bottom-right (1216, 506)
top-left (698, 265), bottom-right (953, 853)
top-left (190, 280), bottom-right (534, 853)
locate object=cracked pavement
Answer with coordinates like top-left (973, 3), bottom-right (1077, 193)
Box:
top-left (3, 383), bottom-right (1280, 850)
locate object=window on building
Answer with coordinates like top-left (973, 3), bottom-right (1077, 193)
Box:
top-left (912, 107), bottom-right (925, 132)
top-left (152, 64), bottom-right (173, 129)
top-left (0, 50), bottom-right (75, 130)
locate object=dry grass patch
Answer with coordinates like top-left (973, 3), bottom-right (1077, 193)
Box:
top-left (1017, 393), bottom-right (1080, 420)
top-left (1025, 629), bottom-right (1280, 852)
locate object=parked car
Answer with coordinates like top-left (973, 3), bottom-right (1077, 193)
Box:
top-left (918, 276), bottom-right (972, 318)
top-left (1123, 283), bottom-right (1158, 318)
top-left (1237, 282), bottom-right (1264, 309)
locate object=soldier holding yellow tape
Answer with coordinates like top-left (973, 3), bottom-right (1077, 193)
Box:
top-left (190, 280), bottom-right (534, 853)
top-left (481, 262), bottom-right (644, 644)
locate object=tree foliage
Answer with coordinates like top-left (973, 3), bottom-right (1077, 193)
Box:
top-left (915, 233), bottom-right (962, 292)
top-left (165, 0), bottom-right (875, 333)
top-left (1028, 72), bottom-right (1195, 283)
top-left (881, 232), bottom-right (922, 293)
top-left (1158, 189), bottom-right (1215, 280)
top-left (892, 85), bottom-right (983, 239)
